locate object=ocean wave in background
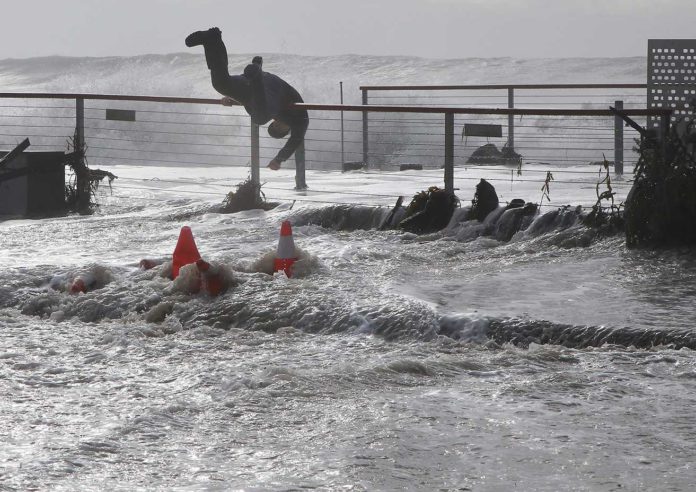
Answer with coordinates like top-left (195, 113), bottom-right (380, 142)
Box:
top-left (0, 53), bottom-right (646, 100)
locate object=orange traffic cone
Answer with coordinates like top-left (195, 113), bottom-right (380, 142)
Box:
top-left (196, 259), bottom-right (226, 296)
top-left (172, 226), bottom-right (201, 279)
top-left (274, 220), bottom-right (298, 278)
top-left (70, 272), bottom-right (97, 294)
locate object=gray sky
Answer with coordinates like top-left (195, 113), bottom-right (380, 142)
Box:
top-left (4, 0), bottom-right (695, 59)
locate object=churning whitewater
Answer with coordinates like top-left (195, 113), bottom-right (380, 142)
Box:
top-left (1, 53), bottom-right (696, 490)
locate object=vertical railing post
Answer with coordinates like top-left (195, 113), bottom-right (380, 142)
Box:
top-left (73, 96), bottom-right (89, 209)
top-left (614, 100), bottom-right (624, 175)
top-left (250, 122), bottom-right (260, 199)
top-left (444, 112), bottom-right (454, 194)
top-left (362, 88), bottom-right (369, 167)
top-left (340, 81), bottom-right (345, 166)
top-left (507, 87), bottom-right (514, 151)
top-left (75, 97), bottom-right (85, 149)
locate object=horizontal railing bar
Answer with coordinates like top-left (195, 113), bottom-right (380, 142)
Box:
top-left (359, 83), bottom-right (648, 91)
top-left (0, 93), bottom-right (666, 116)
top-left (0, 92), bottom-right (232, 106)
top-left (293, 103), bottom-right (669, 116)
top-left (353, 102), bottom-right (649, 107)
top-left (371, 94), bottom-right (647, 99)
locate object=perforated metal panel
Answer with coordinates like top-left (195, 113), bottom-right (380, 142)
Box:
top-left (648, 39), bottom-right (696, 128)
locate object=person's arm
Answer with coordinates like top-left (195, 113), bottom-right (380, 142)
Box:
top-left (221, 96), bottom-right (238, 106)
top-left (272, 113), bottom-right (309, 164)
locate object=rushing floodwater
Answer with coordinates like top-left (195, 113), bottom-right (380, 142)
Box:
top-left (1, 50), bottom-right (694, 490)
top-left (1, 165), bottom-right (696, 491)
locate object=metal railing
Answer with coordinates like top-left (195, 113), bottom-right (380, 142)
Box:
top-left (0, 91), bottom-right (672, 209)
top-left (295, 102), bottom-right (670, 193)
top-left (359, 84), bottom-right (650, 174)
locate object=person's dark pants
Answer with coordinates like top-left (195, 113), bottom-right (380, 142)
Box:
top-left (203, 35), bottom-right (251, 104)
top-left (294, 141), bottom-right (307, 190)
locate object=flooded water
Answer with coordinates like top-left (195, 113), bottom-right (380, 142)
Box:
top-left (1, 165), bottom-right (696, 490)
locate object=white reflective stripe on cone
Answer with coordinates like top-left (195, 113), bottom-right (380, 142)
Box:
top-left (277, 235), bottom-right (296, 259)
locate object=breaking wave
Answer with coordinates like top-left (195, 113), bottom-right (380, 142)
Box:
top-left (288, 202), bottom-right (608, 248)
top-left (8, 258), bottom-right (694, 351)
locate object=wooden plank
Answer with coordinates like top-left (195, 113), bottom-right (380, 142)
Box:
top-left (0, 138), bottom-right (30, 169)
top-left (609, 106), bottom-right (647, 137)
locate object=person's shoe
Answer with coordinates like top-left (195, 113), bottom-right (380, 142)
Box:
top-left (267, 160), bottom-right (281, 171)
top-left (185, 27), bottom-right (221, 47)
top-left (252, 56), bottom-right (263, 67)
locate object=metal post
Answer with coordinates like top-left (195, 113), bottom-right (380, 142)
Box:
top-left (74, 97), bottom-right (88, 209)
top-left (75, 97), bottom-right (85, 149)
top-left (444, 112), bottom-right (454, 194)
top-left (614, 100), bottom-right (624, 175)
top-left (340, 81), bottom-right (345, 166)
top-left (250, 122), bottom-right (260, 197)
top-left (362, 88), bottom-right (369, 167)
top-left (507, 88), bottom-right (514, 151)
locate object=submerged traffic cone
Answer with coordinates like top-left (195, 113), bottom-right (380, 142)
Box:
top-left (172, 226), bottom-right (201, 279)
top-left (196, 259), bottom-right (226, 296)
top-left (70, 272), bottom-right (97, 294)
top-left (274, 220), bottom-right (298, 278)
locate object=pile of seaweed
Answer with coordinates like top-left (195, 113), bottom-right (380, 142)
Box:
top-left (581, 159), bottom-right (624, 234)
top-left (398, 186), bottom-right (460, 234)
top-left (64, 133), bottom-right (117, 213)
top-left (624, 117), bottom-right (696, 247)
top-left (220, 177), bottom-right (277, 213)
top-left (388, 176), bottom-right (612, 243)
top-left (467, 142), bottom-right (522, 166)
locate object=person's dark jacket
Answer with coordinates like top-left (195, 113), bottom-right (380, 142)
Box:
top-left (243, 64), bottom-right (309, 163)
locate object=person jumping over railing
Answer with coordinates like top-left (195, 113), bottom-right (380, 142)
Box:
top-left (185, 27), bottom-right (308, 184)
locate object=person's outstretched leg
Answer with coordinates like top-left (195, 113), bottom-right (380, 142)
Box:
top-left (185, 27), bottom-right (250, 103)
top-left (185, 27), bottom-right (227, 70)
